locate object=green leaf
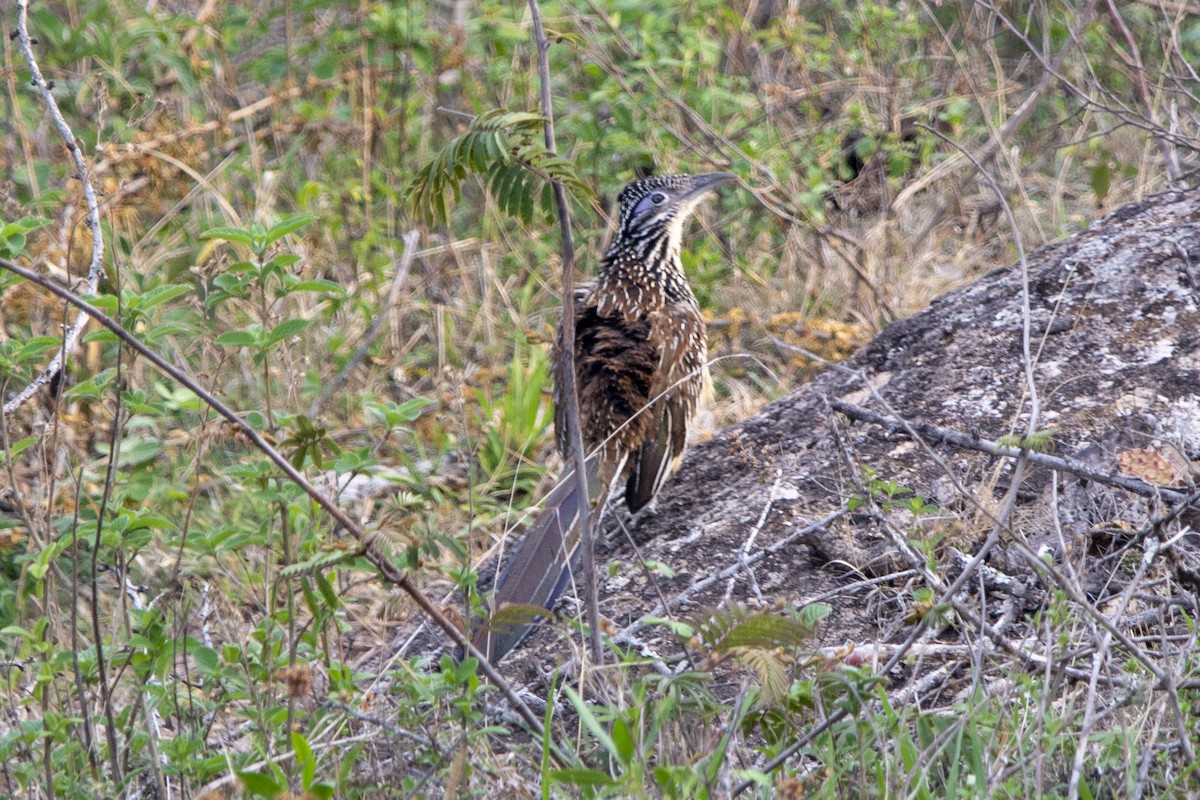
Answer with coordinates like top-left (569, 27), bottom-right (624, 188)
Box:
top-left (314, 571), bottom-right (340, 610)
top-left (265, 213), bottom-right (317, 245)
top-left (237, 770), bottom-right (283, 797)
top-left (125, 515), bottom-right (174, 533)
top-left (16, 336), bottom-right (63, 363)
top-left (201, 226), bottom-right (255, 246)
top-left (647, 617), bottom-right (695, 639)
top-left (563, 685), bottom-right (619, 760)
top-left (0, 216), bottom-right (48, 258)
top-left (736, 647), bottom-right (789, 705)
top-left (520, 173), bottom-right (535, 221)
top-left (713, 612), bottom-right (810, 651)
top-left (82, 329), bottom-right (119, 345)
top-left (290, 279), bottom-right (344, 294)
top-left (365, 398), bottom-right (433, 428)
top-left (643, 560), bottom-right (676, 578)
top-left (267, 318), bottom-right (311, 344)
top-left (732, 769), bottom-right (773, 789)
top-left (86, 293), bottom-right (120, 313)
top-left (611, 716), bottom-right (636, 765)
top-left (1023, 428), bottom-right (1057, 453)
top-left (138, 283), bottom-right (193, 310)
top-left (64, 367), bottom-right (118, 400)
top-left (0, 437), bottom-right (37, 466)
top-left (1, 217), bottom-right (48, 238)
top-left (1090, 161), bottom-right (1111, 204)
top-left (1, 232), bottom-right (27, 256)
top-left (292, 731), bottom-right (315, 788)
top-left (405, 108), bottom-right (592, 225)
top-left (795, 602), bottom-right (831, 628)
top-left (215, 330), bottom-right (258, 347)
top-left (278, 551), bottom-right (353, 578)
top-left (192, 645), bottom-right (219, 673)
top-left (469, 131), bottom-right (489, 170)
top-left (484, 129), bottom-right (504, 161)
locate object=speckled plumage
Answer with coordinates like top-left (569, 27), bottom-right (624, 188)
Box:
top-left (557, 173), bottom-right (733, 509)
top-left (475, 172), bottom-right (736, 663)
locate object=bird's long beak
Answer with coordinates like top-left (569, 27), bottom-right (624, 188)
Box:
top-left (684, 171), bottom-right (738, 200)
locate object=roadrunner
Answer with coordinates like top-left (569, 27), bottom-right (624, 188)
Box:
top-left (474, 172), bottom-right (737, 663)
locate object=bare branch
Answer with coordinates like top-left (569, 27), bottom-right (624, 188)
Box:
top-left (4, 0), bottom-right (106, 416)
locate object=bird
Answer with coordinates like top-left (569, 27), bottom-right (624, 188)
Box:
top-left (472, 171), bottom-right (737, 663)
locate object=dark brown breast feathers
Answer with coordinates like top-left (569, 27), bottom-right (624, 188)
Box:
top-left (553, 283), bottom-right (706, 511)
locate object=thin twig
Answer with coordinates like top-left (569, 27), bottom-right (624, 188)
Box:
top-left (527, 0), bottom-right (602, 664)
top-left (737, 118), bottom-right (1055, 790)
top-left (914, 124), bottom-right (1039, 435)
top-left (4, 0), bottom-right (105, 416)
top-left (65, 466), bottom-right (98, 777)
top-left (0, 256), bottom-right (564, 762)
top-left (893, 0), bottom-right (1098, 212)
top-left (828, 397), bottom-right (1178, 687)
top-left (1070, 534), bottom-right (1159, 798)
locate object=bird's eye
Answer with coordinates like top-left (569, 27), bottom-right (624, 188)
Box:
top-left (650, 192), bottom-right (667, 205)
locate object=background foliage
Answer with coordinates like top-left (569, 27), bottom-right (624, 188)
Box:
top-left (1, 0), bottom-right (1197, 796)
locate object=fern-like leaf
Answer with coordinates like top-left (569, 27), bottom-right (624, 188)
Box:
top-left (735, 646), bottom-right (791, 706)
top-left (683, 602), bottom-right (828, 707)
top-left (694, 602), bottom-right (824, 654)
top-left (406, 109), bottom-right (594, 225)
top-left (278, 549), bottom-right (360, 580)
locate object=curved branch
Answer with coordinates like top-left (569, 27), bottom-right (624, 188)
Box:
top-left (3, 0), bottom-right (105, 416)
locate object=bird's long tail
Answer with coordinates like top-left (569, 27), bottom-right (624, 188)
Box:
top-left (472, 458), bottom-right (603, 663)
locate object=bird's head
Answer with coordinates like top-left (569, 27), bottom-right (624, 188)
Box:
top-left (610, 172), bottom-right (737, 262)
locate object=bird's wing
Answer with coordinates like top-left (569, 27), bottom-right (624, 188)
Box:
top-left (624, 309), bottom-right (704, 512)
top-left (624, 398), bottom-right (687, 511)
top-left (559, 296), bottom-right (657, 472)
